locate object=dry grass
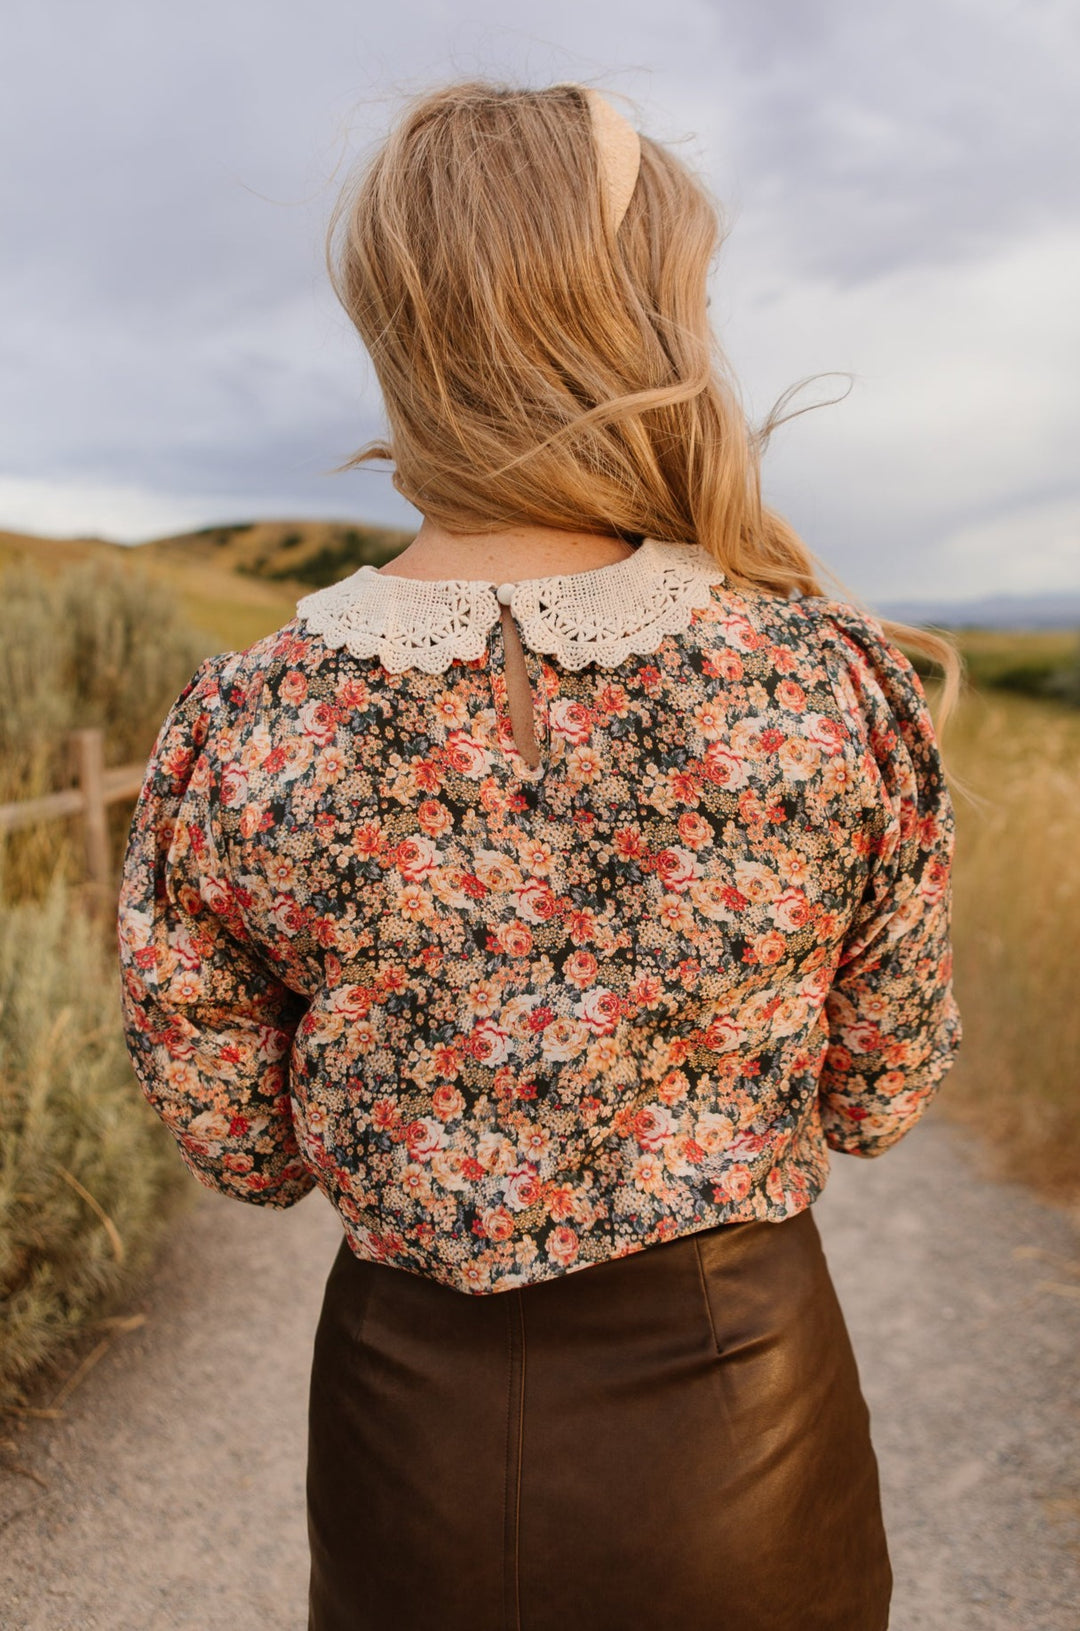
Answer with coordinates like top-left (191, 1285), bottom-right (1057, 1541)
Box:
top-left (0, 556), bottom-right (214, 901)
top-left (0, 557), bottom-right (212, 1406)
top-left (0, 517), bottom-right (413, 654)
top-left (941, 689), bottom-right (1080, 1211)
top-left (0, 533), bottom-right (1076, 1404)
top-left (0, 882), bottom-right (190, 1413)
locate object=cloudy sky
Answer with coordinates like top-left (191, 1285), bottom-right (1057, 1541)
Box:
top-left (3, 0), bottom-right (1077, 603)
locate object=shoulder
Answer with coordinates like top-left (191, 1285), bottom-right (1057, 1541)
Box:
top-left (699, 583), bottom-right (921, 702)
top-left (701, 585), bottom-right (945, 802)
top-left (167, 617), bottom-right (334, 724)
top-left (716, 587), bottom-right (932, 722)
top-left (149, 616), bottom-right (329, 780)
top-left (786, 593), bottom-right (948, 813)
top-left (707, 584), bottom-right (908, 670)
top-left (793, 595), bottom-right (928, 707)
top-left (793, 595), bottom-right (939, 760)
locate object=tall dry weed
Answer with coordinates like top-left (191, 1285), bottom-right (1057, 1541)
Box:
top-left (0, 557), bottom-right (213, 899)
top-left (945, 691), bottom-right (1080, 1206)
top-left (0, 557), bottom-right (211, 1403)
top-left (0, 881), bottom-right (190, 1411)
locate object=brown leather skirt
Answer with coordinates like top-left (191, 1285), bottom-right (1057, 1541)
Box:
top-left (307, 1207), bottom-right (892, 1630)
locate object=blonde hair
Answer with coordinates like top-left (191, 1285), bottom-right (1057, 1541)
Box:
top-left (325, 80), bottom-right (961, 722)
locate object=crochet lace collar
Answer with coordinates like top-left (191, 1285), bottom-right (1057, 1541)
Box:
top-left (295, 536), bottom-right (726, 674)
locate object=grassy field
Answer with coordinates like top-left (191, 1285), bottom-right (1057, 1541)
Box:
top-left (0, 528), bottom-right (1077, 1412)
top-left (953, 627), bottom-right (1078, 682)
top-left (938, 687), bottom-right (1080, 1209)
top-left (0, 518), bottom-right (410, 655)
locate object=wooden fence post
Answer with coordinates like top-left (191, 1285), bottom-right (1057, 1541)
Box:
top-left (0, 739), bottom-right (146, 911)
top-left (71, 729), bottom-right (110, 902)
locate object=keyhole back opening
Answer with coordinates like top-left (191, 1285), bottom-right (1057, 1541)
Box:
top-left (498, 604), bottom-right (542, 769)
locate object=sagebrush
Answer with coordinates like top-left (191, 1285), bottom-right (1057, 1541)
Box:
top-left (0, 884), bottom-right (190, 1411)
top-left (0, 556), bottom-right (213, 900)
top-left (942, 690), bottom-right (1080, 1207)
top-left (0, 557), bottom-right (211, 1406)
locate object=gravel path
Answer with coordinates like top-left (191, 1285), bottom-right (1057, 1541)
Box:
top-left (2, 1110), bottom-right (1078, 1630)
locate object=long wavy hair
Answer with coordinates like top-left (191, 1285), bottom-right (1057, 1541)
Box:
top-left (325, 79), bottom-right (961, 721)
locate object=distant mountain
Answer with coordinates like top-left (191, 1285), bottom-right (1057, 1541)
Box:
top-left (877, 592), bottom-right (1080, 630)
top-left (0, 519), bottom-right (417, 652)
top-left (0, 517), bottom-right (417, 587)
top-left (6, 520), bottom-right (1077, 630)
top-left (138, 518), bottom-right (415, 586)
top-left (0, 526), bottom-right (127, 573)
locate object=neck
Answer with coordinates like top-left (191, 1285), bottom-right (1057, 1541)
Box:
top-left (378, 519), bottom-right (639, 583)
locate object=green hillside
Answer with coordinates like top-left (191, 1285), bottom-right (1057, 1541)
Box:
top-left (0, 519), bottom-right (416, 653)
top-left (140, 517), bottom-right (414, 587)
top-left (2, 521), bottom-right (1076, 694)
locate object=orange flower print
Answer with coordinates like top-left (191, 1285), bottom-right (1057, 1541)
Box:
top-left (631, 1153), bottom-right (667, 1195)
top-left (279, 669), bottom-right (308, 706)
top-left (550, 698), bottom-right (592, 744)
top-left (693, 696), bottom-right (728, 738)
top-left (517, 837), bottom-right (555, 874)
top-left (633, 1104), bottom-right (675, 1150)
top-left (298, 699), bottom-right (339, 746)
top-left (514, 878), bottom-right (560, 924)
top-left (720, 1163), bottom-right (753, 1202)
top-left (405, 1118), bottom-right (450, 1161)
top-left (657, 895), bottom-right (695, 934)
top-left (745, 931), bottom-right (788, 966)
top-left (394, 835), bottom-right (439, 882)
top-left (653, 846), bottom-right (702, 893)
top-left (595, 681), bottom-right (630, 716)
top-left (771, 889), bottom-right (812, 931)
top-left (479, 1206), bottom-right (515, 1242)
top-left (677, 812), bottom-right (713, 850)
top-left (574, 988), bottom-right (622, 1036)
top-left (702, 743), bottom-right (750, 790)
top-left (539, 1016), bottom-right (589, 1062)
top-left (444, 731), bottom-right (490, 778)
top-left (468, 1018), bottom-right (512, 1066)
top-left (314, 744), bottom-right (347, 783)
top-left (433, 691), bottom-right (468, 729)
top-left (628, 973), bottom-right (665, 1008)
top-left (118, 578), bottom-right (959, 1295)
top-left (417, 798), bottom-right (454, 837)
top-left (431, 1084), bottom-right (466, 1121)
top-left (548, 1225), bottom-right (580, 1266)
top-left (657, 1069), bottom-right (691, 1106)
top-left (613, 826), bottom-right (647, 860)
top-left (564, 950), bottom-right (599, 989)
top-left (804, 712), bottom-right (847, 754)
top-left (777, 735), bottom-right (821, 780)
top-left (496, 922), bottom-right (533, 957)
top-left (502, 1165), bottom-right (542, 1210)
top-left (394, 884), bottom-right (428, 921)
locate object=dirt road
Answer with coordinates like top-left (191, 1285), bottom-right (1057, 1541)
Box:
top-left (2, 1111), bottom-right (1078, 1630)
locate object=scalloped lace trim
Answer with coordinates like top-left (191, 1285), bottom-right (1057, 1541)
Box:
top-left (295, 536), bottom-right (726, 674)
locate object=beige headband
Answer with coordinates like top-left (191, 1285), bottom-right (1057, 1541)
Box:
top-left (578, 87), bottom-right (641, 232)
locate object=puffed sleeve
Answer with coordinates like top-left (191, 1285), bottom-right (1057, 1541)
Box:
top-left (116, 655), bottom-right (317, 1207)
top-left (816, 604), bottom-right (963, 1157)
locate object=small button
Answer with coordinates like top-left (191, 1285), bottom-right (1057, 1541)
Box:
top-left (495, 583), bottom-right (515, 606)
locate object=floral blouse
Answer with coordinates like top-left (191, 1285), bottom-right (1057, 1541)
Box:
top-left (117, 537), bottom-right (961, 1294)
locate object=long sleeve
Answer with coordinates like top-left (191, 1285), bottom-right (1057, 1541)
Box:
top-left (117, 656), bottom-right (316, 1207)
top-left (816, 604), bottom-right (963, 1157)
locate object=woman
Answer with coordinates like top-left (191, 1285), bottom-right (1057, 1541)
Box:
top-left (117, 81), bottom-right (962, 1631)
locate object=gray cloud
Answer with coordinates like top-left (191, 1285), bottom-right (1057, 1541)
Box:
top-left (1, 0), bottom-right (1077, 600)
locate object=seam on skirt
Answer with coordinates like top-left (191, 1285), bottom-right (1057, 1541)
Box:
top-left (503, 1292), bottom-right (526, 1631)
top-left (692, 1232), bottom-right (723, 1355)
top-left (514, 1295), bottom-right (526, 1631)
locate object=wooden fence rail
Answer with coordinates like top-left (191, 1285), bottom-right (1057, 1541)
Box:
top-left (0, 729), bottom-right (145, 896)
